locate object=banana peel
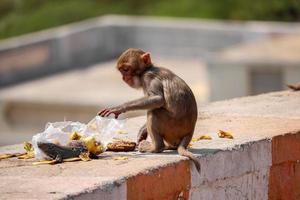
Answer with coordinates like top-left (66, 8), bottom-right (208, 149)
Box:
top-left (32, 152), bottom-right (91, 165)
top-left (32, 160), bottom-right (57, 165)
top-left (113, 156), bottom-right (128, 161)
top-left (18, 142), bottom-right (35, 159)
top-left (79, 152), bottom-right (91, 162)
top-left (82, 136), bottom-right (104, 155)
top-left (116, 130), bottom-right (128, 135)
top-left (70, 131), bottom-right (82, 140)
top-left (1, 137), bottom-right (101, 164)
top-left (191, 135), bottom-right (212, 142)
top-left (33, 136), bottom-right (101, 165)
top-left (218, 130), bottom-right (234, 139)
top-left (0, 154), bottom-right (16, 159)
top-left (0, 142), bottom-right (33, 160)
top-left (63, 157), bottom-right (82, 162)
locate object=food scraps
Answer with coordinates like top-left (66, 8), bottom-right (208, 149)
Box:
top-left (106, 140), bottom-right (136, 152)
top-left (0, 153), bottom-right (17, 159)
top-left (113, 156), bottom-right (128, 160)
top-left (116, 130), bottom-right (128, 134)
top-left (191, 135), bottom-right (212, 142)
top-left (0, 142), bottom-right (34, 160)
top-left (37, 142), bottom-right (89, 163)
top-left (18, 142), bottom-right (35, 159)
top-left (70, 131), bottom-right (82, 140)
top-left (82, 136), bottom-right (104, 155)
top-left (218, 130), bottom-right (234, 139)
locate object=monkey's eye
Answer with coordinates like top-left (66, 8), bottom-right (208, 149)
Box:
top-left (120, 67), bottom-right (129, 73)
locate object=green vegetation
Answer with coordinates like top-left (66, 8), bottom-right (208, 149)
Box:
top-left (0, 0), bottom-right (299, 40)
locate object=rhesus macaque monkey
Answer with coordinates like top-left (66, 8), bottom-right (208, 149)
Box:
top-left (98, 48), bottom-right (200, 171)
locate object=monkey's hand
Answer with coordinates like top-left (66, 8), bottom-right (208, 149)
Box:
top-left (98, 106), bottom-right (125, 119)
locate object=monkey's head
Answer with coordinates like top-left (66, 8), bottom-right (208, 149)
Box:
top-left (117, 48), bottom-right (152, 89)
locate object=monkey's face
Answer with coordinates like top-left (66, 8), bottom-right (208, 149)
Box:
top-left (116, 48), bottom-right (152, 89)
top-left (118, 63), bottom-right (142, 89)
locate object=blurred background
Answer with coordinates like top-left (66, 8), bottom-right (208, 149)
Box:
top-left (0, 0), bottom-right (300, 145)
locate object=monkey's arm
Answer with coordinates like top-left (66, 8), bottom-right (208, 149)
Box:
top-left (99, 77), bottom-right (164, 118)
top-left (98, 95), bottom-right (164, 118)
top-left (121, 95), bottom-right (164, 111)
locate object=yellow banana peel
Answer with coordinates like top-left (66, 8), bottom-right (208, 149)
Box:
top-left (218, 130), bottom-right (234, 139)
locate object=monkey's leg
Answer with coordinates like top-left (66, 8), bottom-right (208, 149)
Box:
top-left (164, 143), bottom-right (177, 150)
top-left (147, 115), bottom-right (165, 153)
top-left (148, 130), bottom-right (164, 153)
top-left (138, 132), bottom-right (164, 153)
top-left (138, 118), bottom-right (164, 153)
top-left (137, 123), bottom-right (147, 144)
top-left (177, 134), bottom-right (201, 172)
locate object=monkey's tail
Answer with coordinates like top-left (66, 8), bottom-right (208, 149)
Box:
top-left (177, 145), bottom-right (201, 173)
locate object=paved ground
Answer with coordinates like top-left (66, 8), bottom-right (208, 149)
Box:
top-left (0, 90), bottom-right (299, 199)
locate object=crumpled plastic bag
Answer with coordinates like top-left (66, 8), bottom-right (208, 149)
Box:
top-left (32, 116), bottom-right (125, 160)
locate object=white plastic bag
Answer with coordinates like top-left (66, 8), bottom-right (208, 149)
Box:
top-left (32, 116), bottom-right (125, 160)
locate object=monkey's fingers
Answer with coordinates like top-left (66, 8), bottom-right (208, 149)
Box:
top-left (99, 109), bottom-right (110, 117)
top-left (98, 109), bottom-right (107, 116)
top-left (114, 112), bottom-right (120, 119)
top-left (103, 110), bottom-right (113, 117)
top-left (105, 111), bottom-right (120, 119)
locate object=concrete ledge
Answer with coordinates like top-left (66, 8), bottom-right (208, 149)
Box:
top-left (1, 90), bottom-right (300, 199)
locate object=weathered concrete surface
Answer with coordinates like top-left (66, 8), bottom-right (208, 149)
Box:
top-left (0, 90), bottom-right (300, 199)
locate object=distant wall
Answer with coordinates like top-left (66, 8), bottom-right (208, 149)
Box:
top-left (207, 59), bottom-right (300, 101)
top-left (1, 15), bottom-right (300, 87)
top-left (0, 24), bottom-right (118, 86)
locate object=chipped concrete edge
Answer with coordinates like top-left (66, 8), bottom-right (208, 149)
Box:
top-left (61, 137), bottom-right (273, 200)
top-left (66, 129), bottom-right (300, 200)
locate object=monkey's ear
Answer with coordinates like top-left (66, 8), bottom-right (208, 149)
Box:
top-left (141, 52), bottom-right (151, 65)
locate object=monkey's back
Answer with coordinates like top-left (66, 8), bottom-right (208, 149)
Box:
top-left (143, 67), bottom-right (198, 142)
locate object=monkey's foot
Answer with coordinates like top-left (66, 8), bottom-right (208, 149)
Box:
top-left (138, 140), bottom-right (164, 153)
top-left (138, 140), bottom-right (152, 153)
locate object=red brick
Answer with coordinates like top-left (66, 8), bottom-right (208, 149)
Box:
top-left (127, 161), bottom-right (191, 200)
top-left (272, 132), bottom-right (300, 165)
top-left (269, 162), bottom-right (300, 200)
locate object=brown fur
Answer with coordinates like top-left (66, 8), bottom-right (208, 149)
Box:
top-left (99, 48), bottom-right (200, 172)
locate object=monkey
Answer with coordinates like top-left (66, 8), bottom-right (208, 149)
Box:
top-left (98, 48), bottom-right (200, 172)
